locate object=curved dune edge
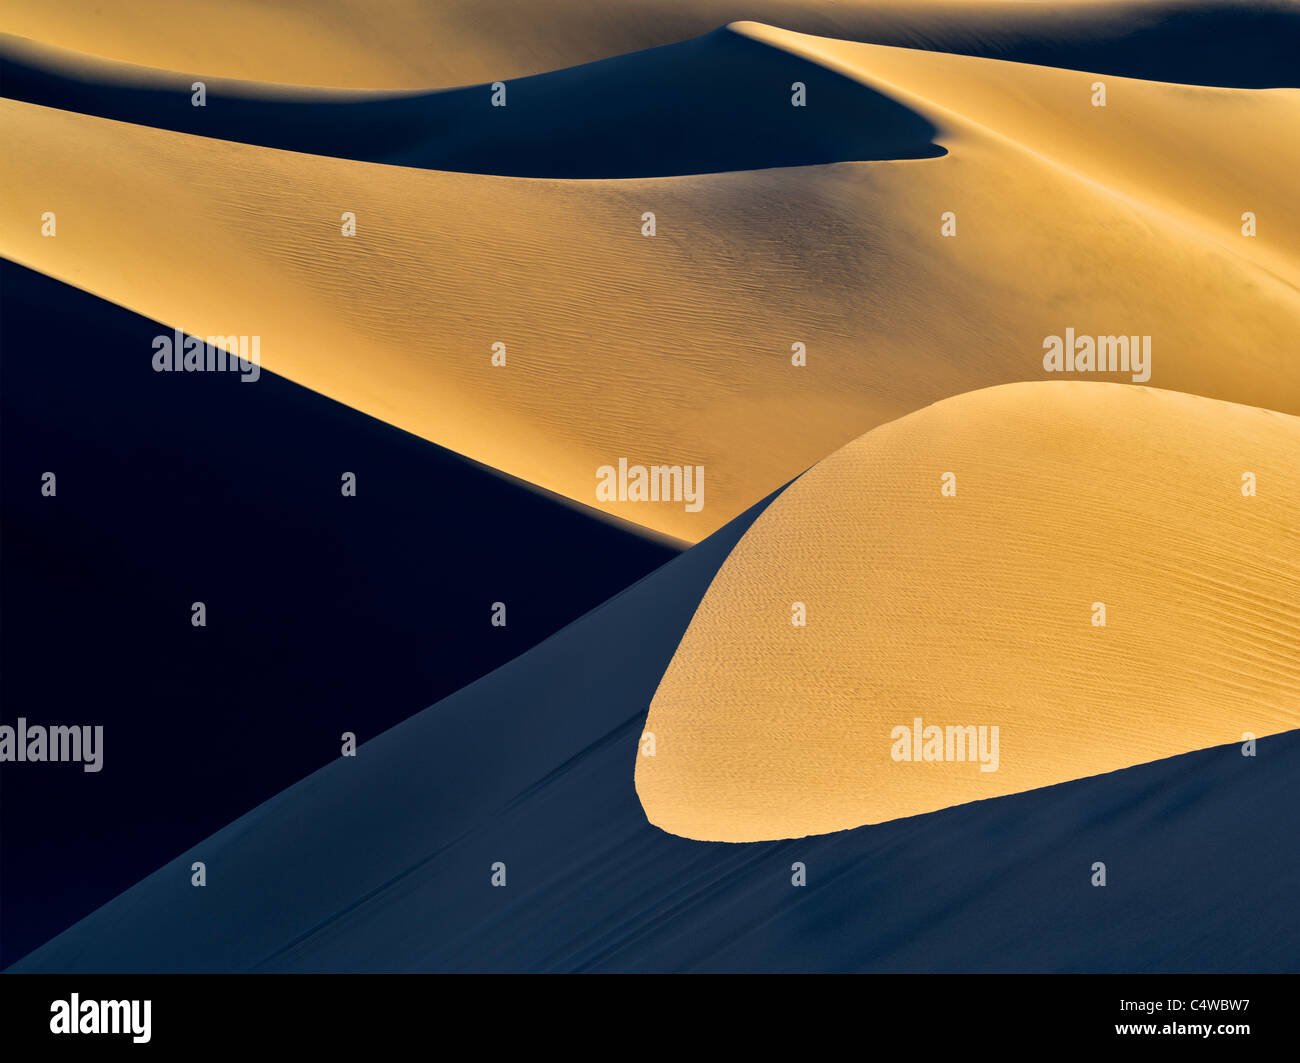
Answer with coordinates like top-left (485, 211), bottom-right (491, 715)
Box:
top-left (3, 23), bottom-right (1297, 272)
top-left (637, 382), bottom-right (1300, 842)
top-left (734, 22), bottom-right (1300, 287)
top-left (3, 25), bottom-right (1299, 542)
top-left (0, 27), bottom-right (948, 177)
top-left (2, 0), bottom-right (1296, 89)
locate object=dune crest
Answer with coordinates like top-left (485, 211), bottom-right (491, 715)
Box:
top-left (0, 27), bottom-right (945, 177)
top-left (637, 382), bottom-right (1300, 841)
top-left (733, 22), bottom-right (1300, 286)
top-left (4, 73), bottom-right (1297, 541)
top-left (3, 0), bottom-right (1296, 89)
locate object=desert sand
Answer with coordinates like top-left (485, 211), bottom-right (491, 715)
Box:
top-left (3, 22), bottom-right (1297, 541)
top-left (3, 0), bottom-right (1295, 89)
top-left (3, 0), bottom-right (1299, 968)
top-left (638, 382), bottom-right (1300, 840)
top-left (13, 473), bottom-right (1299, 972)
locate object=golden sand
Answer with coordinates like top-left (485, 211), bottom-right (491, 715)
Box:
top-left (0, 0), bottom-right (1213, 90)
top-left (637, 382), bottom-right (1300, 840)
top-left (4, 20), bottom-right (1297, 542)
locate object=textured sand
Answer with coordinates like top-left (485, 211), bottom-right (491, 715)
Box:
top-left (3, 23), bottom-right (1297, 541)
top-left (749, 22), bottom-right (1300, 287)
top-left (637, 382), bottom-right (1300, 840)
top-left (3, 2), bottom-right (1299, 971)
top-left (12, 466), bottom-right (1300, 972)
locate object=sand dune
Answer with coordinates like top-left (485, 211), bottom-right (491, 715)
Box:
top-left (11, 472), bottom-right (1300, 972)
top-left (0, 262), bottom-right (676, 966)
top-left (637, 382), bottom-right (1300, 841)
top-left (4, 21), bottom-right (1298, 541)
top-left (0, 29), bottom-right (946, 176)
top-left (750, 22), bottom-right (1300, 287)
top-left (2, 0), bottom-right (1296, 89)
top-left (4, 2), bottom-right (1299, 976)
top-left (6, 23), bottom-right (1293, 264)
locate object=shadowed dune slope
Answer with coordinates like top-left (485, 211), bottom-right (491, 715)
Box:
top-left (2, 0), bottom-right (1297, 89)
top-left (0, 29), bottom-right (944, 177)
top-left (638, 382), bottom-right (1300, 842)
top-left (9, 473), bottom-right (1300, 972)
top-left (0, 260), bottom-right (675, 967)
top-left (4, 20), bottom-right (1298, 543)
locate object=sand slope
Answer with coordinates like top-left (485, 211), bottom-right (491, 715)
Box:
top-left (637, 382), bottom-right (1300, 841)
top-left (2, 0), bottom-right (1296, 89)
top-left (0, 29), bottom-right (946, 176)
top-left (752, 23), bottom-right (1300, 288)
top-left (0, 262), bottom-right (675, 965)
top-left (3, 21), bottom-right (1298, 541)
top-left (11, 471), bottom-right (1300, 973)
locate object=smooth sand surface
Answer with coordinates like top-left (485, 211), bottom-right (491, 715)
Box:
top-left (0, 28), bottom-right (948, 176)
top-left (3, 0), bottom-right (1296, 88)
top-left (4, 4), bottom-right (1299, 967)
top-left (3, 22), bottom-right (1297, 540)
top-left (637, 382), bottom-right (1300, 840)
top-left (747, 22), bottom-right (1300, 287)
top-left (12, 459), bottom-right (1300, 972)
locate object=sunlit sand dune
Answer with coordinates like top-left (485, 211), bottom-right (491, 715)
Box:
top-left (10, 466), bottom-right (1300, 972)
top-left (748, 23), bottom-right (1300, 285)
top-left (4, 0), bottom-right (1300, 976)
top-left (2, 0), bottom-right (1296, 89)
top-left (2, 24), bottom-right (1297, 542)
top-left (637, 382), bottom-right (1300, 841)
top-left (0, 29), bottom-right (947, 176)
